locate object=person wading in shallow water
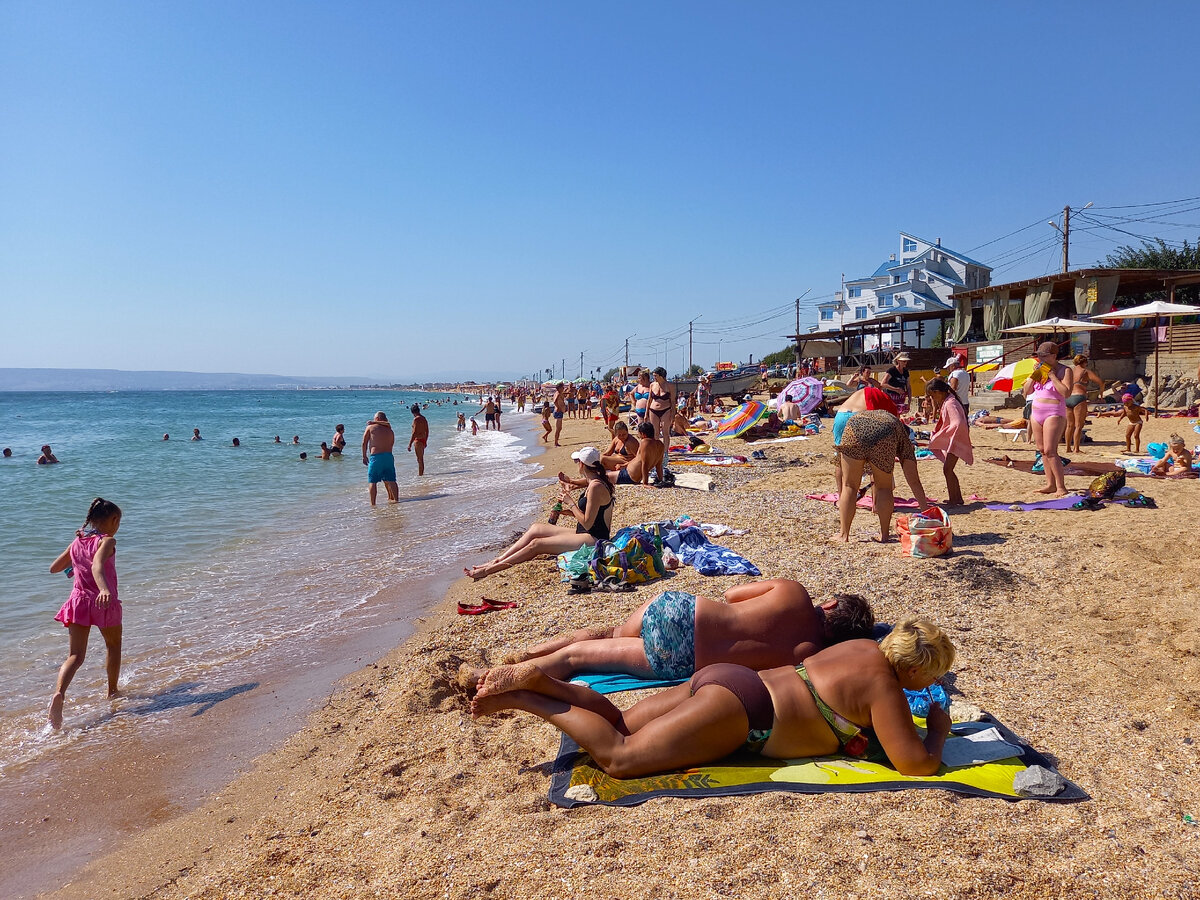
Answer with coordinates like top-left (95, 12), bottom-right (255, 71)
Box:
top-left (408, 403), bottom-right (429, 476)
top-left (362, 412), bottom-right (399, 505)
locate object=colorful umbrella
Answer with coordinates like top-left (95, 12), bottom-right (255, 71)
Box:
top-left (987, 357), bottom-right (1040, 393)
top-left (778, 376), bottom-right (825, 414)
top-left (712, 400), bottom-right (767, 439)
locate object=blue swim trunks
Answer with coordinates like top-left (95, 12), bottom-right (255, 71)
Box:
top-left (641, 591), bottom-right (697, 679)
top-left (367, 451), bottom-right (396, 484)
top-left (833, 409), bottom-right (858, 446)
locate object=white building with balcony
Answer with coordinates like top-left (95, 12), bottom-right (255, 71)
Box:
top-left (813, 233), bottom-right (992, 348)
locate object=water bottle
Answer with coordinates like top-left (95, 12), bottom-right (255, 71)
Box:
top-left (63, 566), bottom-right (74, 578)
top-left (547, 502), bottom-right (563, 525)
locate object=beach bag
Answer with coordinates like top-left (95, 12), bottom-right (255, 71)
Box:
top-left (557, 544), bottom-right (597, 582)
top-left (1086, 470), bottom-right (1125, 500)
top-left (897, 507), bottom-right (953, 559)
top-left (589, 525), bottom-right (665, 585)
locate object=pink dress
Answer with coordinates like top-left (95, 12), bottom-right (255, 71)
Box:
top-left (55, 532), bottom-right (121, 628)
top-left (928, 397), bottom-right (974, 465)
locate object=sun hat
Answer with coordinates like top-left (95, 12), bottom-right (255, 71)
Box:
top-left (894, 352), bottom-right (911, 362)
top-left (571, 447), bottom-right (601, 466)
top-left (944, 355), bottom-right (964, 369)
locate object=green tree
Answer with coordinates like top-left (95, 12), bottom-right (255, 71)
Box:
top-left (759, 346), bottom-right (795, 368)
top-left (1105, 238), bottom-right (1200, 302)
top-left (684, 364), bottom-right (704, 377)
top-left (603, 367), bottom-right (621, 382)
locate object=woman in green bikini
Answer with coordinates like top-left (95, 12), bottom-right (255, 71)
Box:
top-left (470, 619), bottom-right (955, 779)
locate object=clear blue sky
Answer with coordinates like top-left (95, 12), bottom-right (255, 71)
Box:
top-left (3, 2), bottom-right (1198, 381)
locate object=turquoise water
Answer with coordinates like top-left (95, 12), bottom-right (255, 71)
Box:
top-left (0, 390), bottom-right (540, 773)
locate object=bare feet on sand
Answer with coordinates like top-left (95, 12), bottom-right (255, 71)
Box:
top-left (48, 692), bottom-right (64, 729)
top-left (832, 533), bottom-right (849, 543)
top-left (868, 534), bottom-right (892, 544)
top-left (470, 691), bottom-right (525, 718)
top-left (475, 662), bottom-right (541, 699)
top-left (457, 664), bottom-right (487, 696)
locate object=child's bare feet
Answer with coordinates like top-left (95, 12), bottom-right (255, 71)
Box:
top-left (48, 692), bottom-right (64, 730)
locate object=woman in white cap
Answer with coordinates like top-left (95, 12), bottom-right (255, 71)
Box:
top-left (464, 447), bottom-right (615, 581)
top-left (880, 353), bottom-right (912, 411)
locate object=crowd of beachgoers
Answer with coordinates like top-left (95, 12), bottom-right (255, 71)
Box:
top-left (27, 351), bottom-right (1200, 899)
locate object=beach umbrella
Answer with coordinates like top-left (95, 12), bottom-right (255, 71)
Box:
top-left (711, 400), bottom-right (767, 439)
top-left (1001, 316), bottom-right (1116, 335)
top-left (987, 357), bottom-right (1040, 393)
top-left (778, 376), bottom-right (825, 414)
top-left (1093, 300), bottom-right (1200, 410)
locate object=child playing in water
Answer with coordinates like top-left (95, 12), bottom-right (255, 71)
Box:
top-left (456, 412), bottom-right (466, 432)
top-left (470, 417), bottom-right (479, 435)
top-left (47, 498), bottom-right (123, 729)
top-left (1151, 434), bottom-right (1194, 476)
top-left (1117, 393), bottom-right (1148, 453)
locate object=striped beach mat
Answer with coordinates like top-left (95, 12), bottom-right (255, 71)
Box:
top-left (548, 715), bottom-right (1087, 807)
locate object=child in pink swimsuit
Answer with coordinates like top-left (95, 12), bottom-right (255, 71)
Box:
top-left (47, 498), bottom-right (123, 729)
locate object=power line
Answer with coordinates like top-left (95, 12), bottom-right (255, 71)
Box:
top-left (1089, 195), bottom-right (1200, 210)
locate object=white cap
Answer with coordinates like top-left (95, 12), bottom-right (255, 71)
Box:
top-left (944, 355), bottom-right (961, 369)
top-left (571, 446), bottom-right (601, 466)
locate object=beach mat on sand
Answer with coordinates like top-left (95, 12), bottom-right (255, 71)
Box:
top-left (671, 471), bottom-right (714, 491)
top-left (549, 716), bottom-right (1087, 807)
top-left (805, 492), bottom-right (929, 510)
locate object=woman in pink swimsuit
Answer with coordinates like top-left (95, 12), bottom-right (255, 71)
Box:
top-left (1022, 342), bottom-right (1074, 495)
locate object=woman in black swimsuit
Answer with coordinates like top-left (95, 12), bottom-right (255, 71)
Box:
top-left (646, 366), bottom-right (676, 461)
top-left (464, 447), bottom-right (615, 581)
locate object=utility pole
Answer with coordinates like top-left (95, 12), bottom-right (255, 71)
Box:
top-left (1050, 202), bottom-right (1092, 274)
top-left (688, 315), bottom-right (703, 374)
top-left (794, 297), bottom-right (801, 370)
top-left (579, 351), bottom-right (584, 379)
top-left (561, 358), bottom-right (565, 380)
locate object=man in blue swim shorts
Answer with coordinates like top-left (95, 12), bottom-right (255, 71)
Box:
top-left (362, 411), bottom-right (399, 506)
top-left (460, 579), bottom-right (876, 687)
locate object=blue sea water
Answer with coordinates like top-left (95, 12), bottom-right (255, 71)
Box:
top-left (0, 390), bottom-right (541, 775)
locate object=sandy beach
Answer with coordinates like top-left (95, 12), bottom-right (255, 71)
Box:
top-left (44, 406), bottom-right (1200, 900)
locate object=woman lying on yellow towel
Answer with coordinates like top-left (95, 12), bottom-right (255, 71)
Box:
top-left (470, 619), bottom-right (955, 778)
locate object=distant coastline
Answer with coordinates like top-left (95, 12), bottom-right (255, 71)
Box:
top-left (0, 368), bottom-right (519, 392)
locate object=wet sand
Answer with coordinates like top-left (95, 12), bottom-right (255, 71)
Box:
top-left (42, 407), bottom-right (1200, 899)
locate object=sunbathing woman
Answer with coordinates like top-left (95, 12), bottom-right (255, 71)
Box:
top-left (925, 378), bottom-right (973, 506)
top-left (471, 618), bottom-right (955, 778)
top-left (646, 367), bottom-right (677, 452)
top-left (599, 420), bottom-right (639, 469)
top-left (1066, 354), bottom-right (1104, 454)
top-left (464, 447), bottom-right (614, 581)
top-left (460, 579), bottom-right (875, 689)
top-left (630, 370), bottom-right (652, 423)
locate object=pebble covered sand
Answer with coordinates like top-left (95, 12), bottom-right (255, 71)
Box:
top-left (48, 407), bottom-right (1200, 899)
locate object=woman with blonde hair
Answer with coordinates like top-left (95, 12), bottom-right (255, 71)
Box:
top-left (1066, 354), bottom-right (1104, 454)
top-left (470, 618), bottom-right (955, 778)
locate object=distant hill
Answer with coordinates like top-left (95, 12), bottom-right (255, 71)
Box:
top-left (0, 368), bottom-right (372, 392)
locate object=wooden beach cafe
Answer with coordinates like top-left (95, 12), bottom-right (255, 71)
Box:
top-left (791, 268), bottom-right (1200, 387)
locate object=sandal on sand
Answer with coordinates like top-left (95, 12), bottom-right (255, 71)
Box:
top-left (457, 601), bottom-right (492, 616)
top-left (481, 597), bottom-right (518, 610)
top-left (567, 577), bottom-right (592, 595)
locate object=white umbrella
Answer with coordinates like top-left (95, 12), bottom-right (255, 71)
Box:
top-left (1001, 316), bottom-right (1116, 335)
top-left (1092, 301), bottom-right (1200, 410)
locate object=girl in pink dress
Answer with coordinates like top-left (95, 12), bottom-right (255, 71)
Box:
top-left (47, 498), bottom-right (123, 729)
